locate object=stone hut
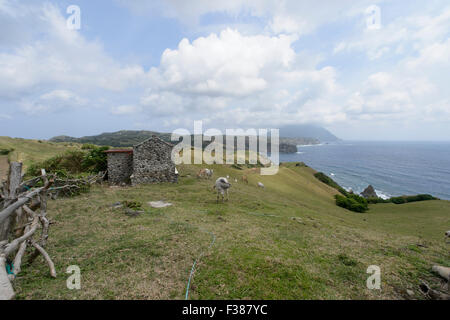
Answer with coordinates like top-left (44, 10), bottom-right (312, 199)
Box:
top-left (105, 149), bottom-right (133, 184)
top-left (105, 135), bottom-right (177, 185)
top-left (131, 136), bottom-right (177, 185)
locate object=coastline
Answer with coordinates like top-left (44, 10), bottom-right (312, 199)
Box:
top-left (280, 141), bottom-right (450, 200)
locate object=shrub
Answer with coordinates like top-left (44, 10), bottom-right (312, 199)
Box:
top-left (390, 196), bottom-right (407, 204)
top-left (367, 194), bottom-right (437, 205)
top-left (26, 151), bottom-right (85, 177)
top-left (122, 201), bottom-right (143, 210)
top-left (26, 146), bottom-right (108, 177)
top-left (314, 172), bottom-right (348, 196)
top-left (335, 194), bottom-right (369, 213)
top-left (0, 148), bottom-right (14, 155)
top-left (366, 197), bottom-right (389, 204)
top-left (61, 150), bottom-right (86, 172)
top-left (82, 146), bottom-right (109, 173)
top-left (81, 143), bottom-right (98, 150)
top-left (389, 194), bottom-right (437, 204)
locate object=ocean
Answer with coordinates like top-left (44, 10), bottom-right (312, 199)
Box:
top-left (279, 141), bottom-right (450, 200)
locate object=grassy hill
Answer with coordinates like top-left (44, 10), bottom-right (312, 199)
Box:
top-left (50, 130), bottom-right (319, 150)
top-left (0, 136), bottom-right (82, 170)
top-left (3, 137), bottom-right (449, 299)
top-left (9, 156), bottom-right (449, 299)
top-left (50, 130), bottom-right (171, 148)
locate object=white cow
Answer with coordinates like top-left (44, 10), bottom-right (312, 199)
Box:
top-left (214, 177), bottom-right (231, 203)
top-left (197, 168), bottom-right (214, 179)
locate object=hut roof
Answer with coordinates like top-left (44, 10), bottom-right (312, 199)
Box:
top-left (133, 135), bottom-right (174, 149)
top-left (104, 149), bottom-right (133, 154)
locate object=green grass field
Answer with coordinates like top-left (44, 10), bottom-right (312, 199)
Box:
top-left (11, 161), bottom-right (450, 300)
top-left (0, 136), bottom-right (82, 170)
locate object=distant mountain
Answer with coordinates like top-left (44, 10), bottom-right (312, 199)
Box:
top-left (51, 130), bottom-right (319, 147)
top-left (50, 127), bottom-right (337, 152)
top-left (50, 130), bottom-right (319, 153)
top-left (50, 130), bottom-right (173, 147)
top-left (279, 124), bottom-right (340, 142)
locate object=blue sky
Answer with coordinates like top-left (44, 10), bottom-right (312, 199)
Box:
top-left (1, 0), bottom-right (449, 140)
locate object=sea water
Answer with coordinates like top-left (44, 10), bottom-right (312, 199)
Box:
top-left (279, 141), bottom-right (450, 200)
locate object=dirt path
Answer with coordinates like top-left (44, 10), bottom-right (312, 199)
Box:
top-left (0, 155), bottom-right (9, 181)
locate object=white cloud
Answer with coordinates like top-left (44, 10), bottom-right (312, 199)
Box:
top-left (345, 72), bottom-right (434, 118)
top-left (149, 29), bottom-right (297, 96)
top-left (19, 89), bottom-right (87, 114)
top-left (111, 105), bottom-right (142, 115)
top-left (0, 1), bottom-right (145, 105)
top-left (2, 0), bottom-right (450, 139)
top-left (40, 90), bottom-right (86, 104)
top-left (116, 0), bottom-right (383, 35)
top-left (334, 6), bottom-right (450, 60)
top-left (333, 5), bottom-right (450, 127)
top-left (139, 28), bottom-right (345, 128)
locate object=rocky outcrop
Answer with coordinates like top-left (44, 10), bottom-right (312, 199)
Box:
top-left (361, 185), bottom-right (378, 199)
top-left (279, 143), bottom-right (298, 153)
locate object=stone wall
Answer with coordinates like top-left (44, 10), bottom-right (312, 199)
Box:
top-left (107, 152), bottom-right (133, 184)
top-left (131, 137), bottom-right (178, 185)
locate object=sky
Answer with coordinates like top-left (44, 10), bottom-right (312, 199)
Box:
top-left (0, 0), bottom-right (449, 141)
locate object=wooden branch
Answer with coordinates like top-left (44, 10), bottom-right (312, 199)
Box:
top-left (0, 178), bottom-right (53, 225)
top-left (14, 207), bottom-right (26, 238)
top-left (420, 282), bottom-right (450, 300)
top-left (32, 242), bottom-right (56, 278)
top-left (4, 216), bottom-right (39, 256)
top-left (28, 199), bottom-right (41, 211)
top-left (38, 192), bottom-right (49, 247)
top-left (1, 162), bottom-right (22, 241)
top-left (12, 209), bottom-right (35, 277)
top-left (0, 188), bottom-right (42, 225)
top-left (49, 185), bottom-right (81, 191)
top-left (8, 162), bottom-right (23, 198)
top-left (18, 176), bottom-right (42, 192)
top-left (13, 241), bottom-right (27, 276)
top-left (0, 255), bottom-right (15, 300)
top-left (1, 181), bottom-right (8, 199)
top-left (0, 165), bottom-right (61, 298)
top-left (41, 169), bottom-right (48, 186)
top-left (22, 205), bottom-right (36, 218)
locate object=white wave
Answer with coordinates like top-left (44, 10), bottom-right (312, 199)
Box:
top-left (297, 143), bottom-right (325, 147)
top-left (296, 151), bottom-right (304, 154)
top-left (343, 186), bottom-right (353, 193)
top-left (330, 173), bottom-right (335, 176)
top-left (375, 189), bottom-right (391, 200)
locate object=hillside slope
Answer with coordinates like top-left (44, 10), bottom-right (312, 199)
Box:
top-left (50, 130), bottom-right (171, 147)
top-left (50, 130), bottom-right (320, 148)
top-left (0, 136), bottom-right (81, 170)
top-left (13, 162), bottom-right (450, 300)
